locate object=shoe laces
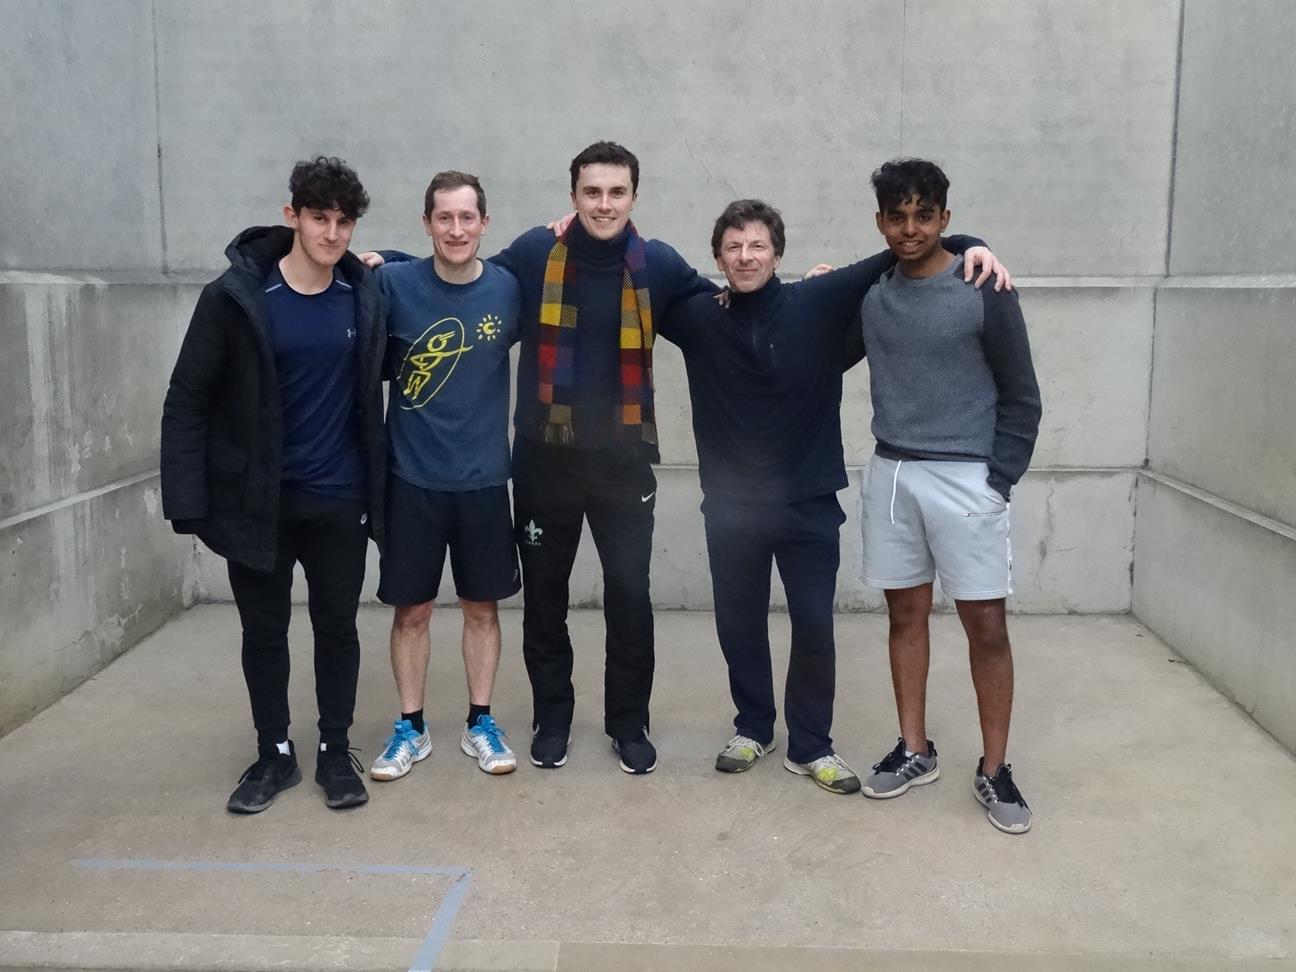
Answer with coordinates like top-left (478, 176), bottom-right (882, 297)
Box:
top-left (382, 722), bottom-right (419, 760)
top-left (724, 734), bottom-right (766, 757)
top-left (320, 746), bottom-right (364, 780)
top-left (238, 753), bottom-right (278, 784)
top-left (815, 752), bottom-right (853, 774)
top-left (471, 715), bottom-right (508, 754)
top-left (872, 739), bottom-right (909, 774)
top-left (984, 763), bottom-right (1030, 810)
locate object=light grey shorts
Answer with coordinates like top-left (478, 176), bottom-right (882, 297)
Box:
top-left (862, 456), bottom-right (1012, 600)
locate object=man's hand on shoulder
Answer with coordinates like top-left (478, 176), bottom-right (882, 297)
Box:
top-left (803, 263), bottom-right (834, 280)
top-left (357, 251), bottom-right (385, 269)
top-left (547, 212), bottom-right (577, 236)
top-left (964, 246), bottom-right (1012, 292)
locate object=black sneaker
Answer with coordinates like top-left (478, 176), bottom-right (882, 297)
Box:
top-left (226, 744), bottom-right (301, 814)
top-left (612, 728), bottom-right (657, 774)
top-left (315, 745), bottom-right (369, 810)
top-left (529, 727), bottom-right (570, 768)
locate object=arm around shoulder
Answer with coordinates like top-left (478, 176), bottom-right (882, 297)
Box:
top-left (981, 286), bottom-right (1041, 498)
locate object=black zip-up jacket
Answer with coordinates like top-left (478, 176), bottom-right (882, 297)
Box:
top-left (160, 226), bottom-right (387, 572)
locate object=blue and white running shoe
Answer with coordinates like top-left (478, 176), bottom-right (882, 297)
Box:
top-left (461, 714), bottom-right (517, 775)
top-left (370, 719), bottom-right (432, 781)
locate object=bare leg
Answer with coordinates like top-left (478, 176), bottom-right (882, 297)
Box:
top-left (390, 603), bottom-right (433, 714)
top-left (884, 584), bottom-right (934, 754)
top-left (956, 597), bottom-right (1013, 770)
top-left (460, 598), bottom-right (501, 706)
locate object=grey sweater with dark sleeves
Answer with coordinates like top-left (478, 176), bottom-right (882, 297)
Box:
top-left (860, 255), bottom-right (1042, 499)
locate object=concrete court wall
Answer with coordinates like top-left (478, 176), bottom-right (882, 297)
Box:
top-left (1131, 1), bottom-right (1296, 751)
top-left (1, 0), bottom-right (1192, 730)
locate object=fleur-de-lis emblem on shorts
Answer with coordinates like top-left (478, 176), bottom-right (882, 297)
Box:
top-left (477, 314), bottom-right (502, 341)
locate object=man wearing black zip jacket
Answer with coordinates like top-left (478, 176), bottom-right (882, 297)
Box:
top-left (161, 156), bottom-right (386, 814)
top-left (658, 199), bottom-right (1006, 795)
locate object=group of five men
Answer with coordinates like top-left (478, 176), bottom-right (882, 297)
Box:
top-left (160, 141), bottom-right (1040, 835)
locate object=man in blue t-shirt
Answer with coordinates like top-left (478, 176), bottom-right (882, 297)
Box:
top-left (162, 156), bottom-right (386, 814)
top-left (367, 172), bottom-right (525, 783)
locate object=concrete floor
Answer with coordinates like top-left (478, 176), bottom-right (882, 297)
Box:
top-left (1, 606), bottom-right (1294, 972)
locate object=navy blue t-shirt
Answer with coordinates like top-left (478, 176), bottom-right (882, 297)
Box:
top-left (379, 258), bottom-right (521, 490)
top-left (263, 263), bottom-right (366, 499)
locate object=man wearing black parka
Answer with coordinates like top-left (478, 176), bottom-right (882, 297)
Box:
top-left (161, 156), bottom-right (386, 814)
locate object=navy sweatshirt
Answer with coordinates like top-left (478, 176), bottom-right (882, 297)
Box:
top-left (492, 220), bottom-right (715, 457)
top-left (659, 237), bottom-right (980, 504)
top-left (863, 254), bottom-right (1041, 499)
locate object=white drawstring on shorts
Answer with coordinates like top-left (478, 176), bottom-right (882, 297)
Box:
top-left (889, 460), bottom-right (902, 525)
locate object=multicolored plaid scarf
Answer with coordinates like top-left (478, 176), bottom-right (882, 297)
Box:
top-left (537, 221), bottom-right (656, 446)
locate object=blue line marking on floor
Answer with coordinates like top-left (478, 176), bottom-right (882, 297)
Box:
top-left (409, 869), bottom-right (473, 972)
top-left (74, 857), bottom-right (473, 971)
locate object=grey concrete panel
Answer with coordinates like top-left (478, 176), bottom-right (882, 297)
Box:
top-left (0, 477), bottom-right (191, 735)
top-left (0, 281), bottom-right (193, 519)
top-left (1148, 286), bottom-right (1296, 527)
top-left (0, 1), bottom-right (163, 270)
top-left (901, 0), bottom-right (1179, 276)
top-left (1170, 1), bottom-right (1296, 274)
top-left (154, 1), bottom-right (902, 272)
top-left (1134, 476), bottom-right (1296, 751)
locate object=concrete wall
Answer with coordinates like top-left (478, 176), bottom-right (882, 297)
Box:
top-left (5, 0), bottom-right (1291, 743)
top-left (0, 277), bottom-right (196, 734)
top-left (1131, 0), bottom-right (1296, 751)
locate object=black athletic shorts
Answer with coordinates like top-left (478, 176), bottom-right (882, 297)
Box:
top-left (377, 475), bottom-right (521, 606)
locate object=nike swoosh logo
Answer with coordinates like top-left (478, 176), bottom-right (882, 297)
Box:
top-left (640, 492), bottom-right (655, 503)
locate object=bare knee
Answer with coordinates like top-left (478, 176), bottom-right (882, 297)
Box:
top-left (459, 598), bottom-right (499, 632)
top-left (957, 599), bottom-right (1010, 653)
top-left (393, 602), bottom-right (434, 634)
top-left (886, 586), bottom-right (933, 631)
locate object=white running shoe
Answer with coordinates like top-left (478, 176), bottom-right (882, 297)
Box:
top-left (370, 719), bottom-right (431, 781)
top-left (461, 714), bottom-right (517, 775)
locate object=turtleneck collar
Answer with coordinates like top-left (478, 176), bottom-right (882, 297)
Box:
top-left (565, 217), bottom-right (631, 267)
top-left (727, 274), bottom-right (783, 312)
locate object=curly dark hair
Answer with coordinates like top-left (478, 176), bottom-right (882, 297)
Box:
top-left (710, 199), bottom-right (786, 258)
top-left (569, 141), bottom-right (639, 194)
top-left (871, 158), bottom-right (949, 213)
top-left (289, 156), bottom-right (370, 219)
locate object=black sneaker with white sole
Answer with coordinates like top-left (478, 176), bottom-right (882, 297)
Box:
top-left (315, 745), bottom-right (369, 810)
top-left (227, 744), bottom-right (301, 814)
top-left (529, 727), bottom-right (570, 768)
top-left (612, 728), bottom-right (657, 774)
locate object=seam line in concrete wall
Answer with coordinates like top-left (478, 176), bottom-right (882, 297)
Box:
top-left (0, 470), bottom-right (160, 533)
top-left (1139, 470), bottom-right (1296, 542)
top-left (150, 0), bottom-right (169, 273)
top-left (1164, 0), bottom-right (1187, 275)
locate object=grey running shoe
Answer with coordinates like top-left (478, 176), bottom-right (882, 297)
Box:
top-left (783, 752), bottom-right (861, 794)
top-left (974, 758), bottom-right (1032, 834)
top-left (715, 734), bottom-right (775, 773)
top-left (863, 738), bottom-right (939, 799)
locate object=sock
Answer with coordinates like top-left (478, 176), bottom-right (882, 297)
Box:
top-left (402, 710), bottom-right (425, 734)
top-left (275, 740), bottom-right (291, 756)
top-left (467, 704), bottom-right (491, 728)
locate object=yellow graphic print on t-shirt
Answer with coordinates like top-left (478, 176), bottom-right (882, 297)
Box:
top-left (399, 317), bottom-right (473, 409)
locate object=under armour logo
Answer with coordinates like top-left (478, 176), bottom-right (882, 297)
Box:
top-left (346, 328), bottom-right (356, 339)
top-left (524, 520), bottom-right (543, 546)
